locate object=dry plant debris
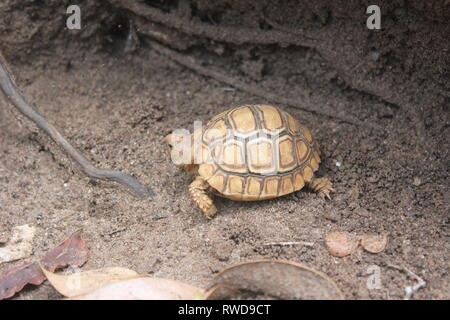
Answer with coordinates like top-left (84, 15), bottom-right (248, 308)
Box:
top-left (325, 231), bottom-right (389, 257)
top-left (42, 266), bottom-right (204, 300)
top-left (36, 259), bottom-right (342, 300)
top-left (325, 232), bottom-right (359, 257)
top-left (206, 260), bottom-right (343, 300)
top-left (0, 225), bottom-right (36, 264)
top-left (0, 230), bottom-right (88, 300)
top-left (360, 234), bottom-right (389, 254)
top-left (386, 263), bottom-right (427, 300)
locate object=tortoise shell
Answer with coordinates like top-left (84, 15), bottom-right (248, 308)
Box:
top-left (197, 105), bottom-right (321, 201)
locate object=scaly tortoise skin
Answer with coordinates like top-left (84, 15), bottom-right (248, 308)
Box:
top-left (166, 105), bottom-right (334, 218)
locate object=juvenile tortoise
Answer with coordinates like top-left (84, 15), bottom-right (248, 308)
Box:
top-left (166, 105), bottom-right (334, 218)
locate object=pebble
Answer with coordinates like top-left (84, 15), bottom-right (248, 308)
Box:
top-left (325, 232), bottom-right (359, 257)
top-left (413, 177), bottom-right (422, 186)
top-left (360, 233), bottom-right (388, 253)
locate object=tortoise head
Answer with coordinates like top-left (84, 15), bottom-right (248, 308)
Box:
top-left (165, 132), bottom-right (198, 173)
top-left (164, 133), bottom-right (178, 147)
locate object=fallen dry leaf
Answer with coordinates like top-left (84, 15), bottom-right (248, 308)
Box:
top-left (40, 266), bottom-right (141, 297)
top-left (325, 231), bottom-right (359, 257)
top-left (40, 266), bottom-right (204, 300)
top-left (40, 230), bottom-right (88, 271)
top-left (0, 225), bottom-right (36, 264)
top-left (360, 233), bottom-right (388, 253)
top-left (206, 259), bottom-right (343, 300)
top-left (0, 262), bottom-right (44, 300)
top-left (66, 278), bottom-right (204, 300)
top-left (0, 230), bottom-right (89, 300)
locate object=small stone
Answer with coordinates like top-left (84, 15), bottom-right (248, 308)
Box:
top-left (325, 232), bottom-right (359, 257)
top-left (361, 233), bottom-right (388, 253)
top-left (413, 177), bottom-right (422, 186)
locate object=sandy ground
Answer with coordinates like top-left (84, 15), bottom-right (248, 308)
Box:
top-left (0, 0), bottom-right (448, 300)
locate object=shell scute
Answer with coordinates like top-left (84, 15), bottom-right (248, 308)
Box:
top-left (295, 139), bottom-right (309, 161)
top-left (220, 140), bottom-right (247, 174)
top-left (302, 166), bottom-right (314, 183)
top-left (204, 119), bottom-right (228, 143)
top-left (286, 114), bottom-right (301, 135)
top-left (280, 175), bottom-right (294, 195)
top-left (244, 177), bottom-right (263, 201)
top-left (263, 176), bottom-right (279, 197)
top-left (226, 176), bottom-right (245, 200)
top-left (229, 106), bottom-right (257, 136)
top-left (207, 172), bottom-right (226, 193)
top-left (246, 137), bottom-right (276, 175)
top-left (277, 135), bottom-right (297, 172)
top-left (257, 105), bottom-right (285, 134)
top-left (293, 171), bottom-right (305, 190)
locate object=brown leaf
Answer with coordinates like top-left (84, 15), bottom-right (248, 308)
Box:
top-left (361, 233), bottom-right (388, 253)
top-left (41, 230), bottom-right (88, 271)
top-left (0, 262), bottom-right (44, 300)
top-left (0, 230), bottom-right (89, 300)
top-left (206, 259), bottom-right (343, 300)
top-left (325, 231), bottom-right (359, 257)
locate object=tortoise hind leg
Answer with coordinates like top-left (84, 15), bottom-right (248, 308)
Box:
top-left (306, 177), bottom-right (335, 200)
top-left (189, 176), bottom-right (217, 218)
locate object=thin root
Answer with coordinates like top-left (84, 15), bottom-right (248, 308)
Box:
top-left (0, 52), bottom-right (154, 198)
top-left (149, 40), bottom-right (377, 129)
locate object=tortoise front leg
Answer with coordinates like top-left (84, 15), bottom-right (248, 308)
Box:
top-left (306, 177), bottom-right (335, 200)
top-left (189, 176), bottom-right (217, 218)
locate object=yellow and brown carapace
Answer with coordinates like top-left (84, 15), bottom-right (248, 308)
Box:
top-left (166, 105), bottom-right (334, 218)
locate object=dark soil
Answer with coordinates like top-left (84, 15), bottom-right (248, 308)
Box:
top-left (0, 0), bottom-right (448, 299)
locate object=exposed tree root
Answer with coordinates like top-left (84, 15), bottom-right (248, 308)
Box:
top-left (149, 40), bottom-right (379, 130)
top-left (0, 53), bottom-right (154, 198)
top-left (133, 16), bottom-right (196, 50)
top-left (108, 0), bottom-right (428, 138)
top-left (107, 0), bottom-right (318, 47)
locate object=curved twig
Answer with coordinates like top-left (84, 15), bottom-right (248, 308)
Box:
top-left (0, 53), bottom-right (154, 198)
